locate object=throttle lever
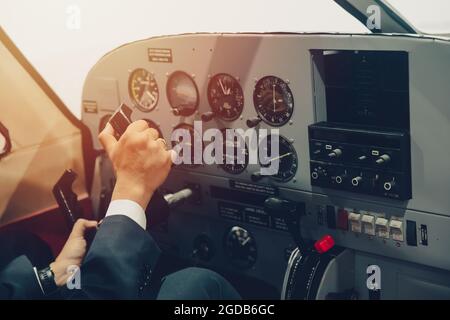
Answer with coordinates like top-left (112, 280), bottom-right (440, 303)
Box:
top-left (108, 103), bottom-right (193, 227)
top-left (109, 103), bottom-right (132, 139)
top-left (264, 197), bottom-right (306, 250)
top-left (52, 169), bottom-right (83, 229)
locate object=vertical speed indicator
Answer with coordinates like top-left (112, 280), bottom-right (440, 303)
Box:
top-left (253, 76), bottom-right (294, 126)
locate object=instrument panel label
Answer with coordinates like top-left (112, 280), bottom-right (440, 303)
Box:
top-left (83, 100), bottom-right (98, 113)
top-left (148, 48), bottom-right (173, 63)
top-left (218, 201), bottom-right (288, 232)
top-left (229, 180), bottom-right (278, 196)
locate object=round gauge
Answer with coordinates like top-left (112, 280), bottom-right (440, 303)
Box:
top-left (128, 68), bottom-right (159, 112)
top-left (253, 76), bottom-right (294, 126)
top-left (143, 119), bottom-right (163, 139)
top-left (259, 134), bottom-right (298, 182)
top-left (207, 73), bottom-right (244, 121)
top-left (220, 129), bottom-right (248, 175)
top-left (166, 71), bottom-right (199, 116)
top-left (224, 226), bottom-right (257, 269)
top-left (171, 123), bottom-right (202, 166)
top-left (98, 114), bottom-right (112, 134)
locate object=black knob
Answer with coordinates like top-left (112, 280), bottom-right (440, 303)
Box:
top-left (251, 172), bottom-right (264, 182)
top-left (246, 117), bottom-right (262, 128)
top-left (201, 111), bottom-right (215, 122)
top-left (264, 197), bottom-right (297, 215)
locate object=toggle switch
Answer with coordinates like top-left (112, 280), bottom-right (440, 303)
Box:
top-left (348, 212), bottom-right (361, 233)
top-left (375, 217), bottom-right (389, 239)
top-left (361, 214), bottom-right (375, 235)
top-left (389, 219), bottom-right (404, 242)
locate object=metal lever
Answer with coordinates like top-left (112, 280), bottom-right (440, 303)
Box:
top-left (53, 169), bottom-right (83, 229)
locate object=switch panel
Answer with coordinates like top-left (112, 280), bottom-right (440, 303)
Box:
top-left (309, 123), bottom-right (412, 200)
top-left (348, 212), bottom-right (362, 233)
top-left (390, 219), bottom-right (404, 242)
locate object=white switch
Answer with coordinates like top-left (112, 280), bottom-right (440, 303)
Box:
top-left (389, 219), bottom-right (404, 242)
top-left (362, 214), bottom-right (375, 235)
top-left (348, 212), bottom-right (361, 233)
top-left (375, 217), bottom-right (389, 239)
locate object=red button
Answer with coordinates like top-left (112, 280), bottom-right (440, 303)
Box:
top-left (314, 235), bottom-right (335, 254)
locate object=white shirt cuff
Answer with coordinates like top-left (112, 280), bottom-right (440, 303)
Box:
top-left (105, 199), bottom-right (147, 230)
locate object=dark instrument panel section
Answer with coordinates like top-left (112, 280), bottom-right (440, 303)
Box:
top-left (317, 50), bottom-right (409, 130)
top-left (310, 50), bottom-right (411, 200)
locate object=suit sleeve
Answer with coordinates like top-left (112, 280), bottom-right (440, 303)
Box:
top-left (0, 255), bottom-right (43, 299)
top-left (63, 215), bottom-right (161, 299)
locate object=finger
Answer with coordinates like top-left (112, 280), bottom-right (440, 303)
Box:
top-left (127, 119), bottom-right (149, 133)
top-left (98, 123), bottom-right (117, 156)
top-left (168, 149), bottom-right (178, 164)
top-left (144, 127), bottom-right (160, 141)
top-left (156, 137), bottom-right (168, 150)
top-left (70, 219), bottom-right (98, 239)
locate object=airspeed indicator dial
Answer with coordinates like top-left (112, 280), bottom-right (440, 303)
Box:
top-left (128, 68), bottom-right (159, 112)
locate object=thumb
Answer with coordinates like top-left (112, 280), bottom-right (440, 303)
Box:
top-left (70, 219), bottom-right (98, 239)
top-left (98, 123), bottom-right (117, 156)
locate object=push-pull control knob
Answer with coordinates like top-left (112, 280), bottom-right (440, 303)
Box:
top-left (376, 154), bottom-right (391, 165)
top-left (351, 176), bottom-right (363, 187)
top-left (328, 148), bottom-right (343, 158)
top-left (164, 188), bottom-right (193, 208)
top-left (146, 188), bottom-right (194, 226)
top-left (201, 111), bottom-right (215, 122)
top-left (246, 117), bottom-right (262, 128)
top-left (172, 105), bottom-right (196, 116)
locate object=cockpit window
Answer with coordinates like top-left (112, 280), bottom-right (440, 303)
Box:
top-left (0, 0), bottom-right (366, 118)
top-left (388, 0), bottom-right (450, 35)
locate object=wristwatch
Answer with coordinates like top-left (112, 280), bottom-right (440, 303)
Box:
top-left (37, 266), bottom-right (58, 296)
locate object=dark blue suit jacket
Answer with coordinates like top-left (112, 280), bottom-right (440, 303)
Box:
top-left (0, 215), bottom-right (161, 299)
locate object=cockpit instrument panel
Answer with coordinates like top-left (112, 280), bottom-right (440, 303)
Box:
top-left (82, 33), bottom-right (450, 298)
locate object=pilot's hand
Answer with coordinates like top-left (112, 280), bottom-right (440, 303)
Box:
top-left (98, 120), bottom-right (172, 209)
top-left (50, 219), bottom-right (98, 287)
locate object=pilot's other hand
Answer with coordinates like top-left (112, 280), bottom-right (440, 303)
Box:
top-left (98, 120), bottom-right (172, 209)
top-left (50, 219), bottom-right (98, 287)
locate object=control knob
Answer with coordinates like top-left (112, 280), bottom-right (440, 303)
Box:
top-left (376, 154), bottom-right (391, 165)
top-left (328, 148), bottom-right (343, 158)
top-left (351, 176), bottom-right (363, 187)
top-left (383, 178), bottom-right (396, 191)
